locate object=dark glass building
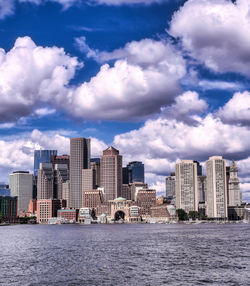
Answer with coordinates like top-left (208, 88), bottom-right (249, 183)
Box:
top-left (34, 150), bottom-right (57, 177)
top-left (124, 161), bottom-right (145, 183)
top-left (0, 196), bottom-right (18, 221)
top-left (0, 184), bottom-right (10, 196)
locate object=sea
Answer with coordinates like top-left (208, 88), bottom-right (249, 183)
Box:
top-left (0, 223), bottom-right (250, 286)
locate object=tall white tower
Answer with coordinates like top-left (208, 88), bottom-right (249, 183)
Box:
top-left (206, 156), bottom-right (227, 218)
top-left (228, 160), bottom-right (241, 206)
top-left (175, 160), bottom-right (198, 213)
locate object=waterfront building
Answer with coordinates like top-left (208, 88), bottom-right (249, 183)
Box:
top-left (37, 199), bottom-right (66, 223)
top-left (136, 189), bottom-right (156, 216)
top-left (206, 156), bottom-right (228, 219)
top-left (90, 159), bottom-right (100, 188)
top-left (175, 160), bottom-right (199, 213)
top-left (83, 190), bottom-right (104, 209)
top-left (69, 138), bottom-right (90, 209)
top-left (57, 208), bottom-right (79, 222)
top-left (0, 196), bottom-right (18, 221)
top-left (165, 173), bottom-right (176, 199)
top-left (198, 176), bottom-right (207, 203)
top-left (151, 205), bottom-right (172, 222)
top-left (123, 161), bottom-right (145, 184)
top-left (110, 197), bottom-right (140, 222)
top-left (34, 150), bottom-right (57, 177)
top-left (37, 163), bottom-right (53, 199)
top-left (9, 171), bottom-right (33, 214)
top-left (228, 161), bottom-right (241, 206)
top-left (54, 164), bottom-right (69, 199)
top-left (51, 155), bottom-right (70, 170)
top-left (100, 146), bottom-right (122, 201)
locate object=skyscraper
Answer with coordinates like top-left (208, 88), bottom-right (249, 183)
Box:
top-left (54, 164), bottom-right (69, 199)
top-left (175, 160), bottom-right (198, 213)
top-left (123, 161), bottom-right (145, 184)
top-left (100, 146), bottom-right (122, 201)
top-left (165, 173), bottom-right (176, 199)
top-left (197, 176), bottom-right (207, 203)
top-left (34, 150), bottom-right (57, 177)
top-left (228, 160), bottom-right (241, 206)
top-left (9, 171), bottom-right (33, 214)
top-left (69, 138), bottom-right (90, 208)
top-left (206, 156), bottom-right (228, 218)
top-left (90, 159), bottom-right (100, 188)
top-left (37, 163), bottom-right (54, 199)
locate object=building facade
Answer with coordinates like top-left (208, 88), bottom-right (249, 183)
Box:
top-left (83, 190), bottom-right (104, 209)
top-left (0, 196), bottom-right (18, 221)
top-left (100, 146), bottom-right (122, 201)
top-left (206, 156), bottom-right (228, 218)
top-left (165, 173), bottom-right (176, 199)
top-left (175, 160), bottom-right (199, 213)
top-left (9, 171), bottom-right (33, 214)
top-left (136, 189), bottom-right (156, 216)
top-left (54, 164), bottom-right (69, 200)
top-left (69, 138), bottom-right (90, 209)
top-left (198, 176), bottom-right (207, 203)
top-left (34, 150), bottom-right (57, 177)
top-left (228, 161), bottom-right (241, 206)
top-left (37, 163), bottom-right (54, 200)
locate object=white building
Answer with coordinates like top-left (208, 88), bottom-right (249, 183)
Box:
top-left (228, 161), bottom-right (241, 206)
top-left (175, 160), bottom-right (198, 213)
top-left (9, 171), bottom-right (33, 214)
top-left (206, 156), bottom-right (227, 219)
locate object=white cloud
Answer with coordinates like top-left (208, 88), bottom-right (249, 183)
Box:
top-left (0, 0), bottom-right (15, 19)
top-left (89, 0), bottom-right (168, 5)
top-left (0, 36), bottom-right (80, 122)
top-left (169, 0), bottom-right (250, 76)
top-left (19, 0), bottom-right (80, 9)
top-left (70, 38), bottom-right (186, 120)
top-left (0, 129), bottom-right (106, 183)
top-left (217, 91), bottom-right (250, 125)
top-left (0, 122), bottom-right (16, 129)
top-left (34, 107), bottom-right (56, 117)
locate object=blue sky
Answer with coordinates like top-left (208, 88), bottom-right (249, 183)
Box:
top-left (1, 0), bottom-right (250, 200)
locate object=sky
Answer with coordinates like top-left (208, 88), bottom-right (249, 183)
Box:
top-left (1, 0), bottom-right (250, 200)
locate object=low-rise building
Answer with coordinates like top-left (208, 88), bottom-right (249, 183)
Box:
top-left (57, 208), bottom-right (79, 222)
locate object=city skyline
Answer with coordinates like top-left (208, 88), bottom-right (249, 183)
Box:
top-left (1, 0), bottom-right (250, 201)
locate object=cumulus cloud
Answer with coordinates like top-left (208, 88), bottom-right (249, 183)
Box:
top-left (34, 107), bottom-right (56, 117)
top-left (0, 36), bottom-right (80, 122)
top-left (113, 107), bottom-right (250, 199)
top-left (0, 129), bottom-right (106, 182)
top-left (70, 38), bottom-right (186, 120)
top-left (217, 91), bottom-right (250, 125)
top-left (169, 0), bottom-right (250, 77)
top-left (160, 91), bottom-right (208, 125)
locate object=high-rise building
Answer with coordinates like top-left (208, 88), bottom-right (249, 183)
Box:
top-left (175, 160), bottom-right (198, 213)
top-left (54, 164), bottom-right (69, 199)
top-left (37, 163), bottom-right (54, 200)
top-left (206, 156), bottom-right (228, 218)
top-left (90, 160), bottom-right (100, 188)
top-left (228, 161), bottom-right (241, 206)
top-left (82, 169), bottom-right (95, 206)
top-left (165, 173), bottom-right (176, 199)
top-left (9, 171), bottom-right (33, 214)
top-left (51, 155), bottom-right (70, 170)
top-left (198, 176), bottom-right (207, 203)
top-left (136, 189), bottom-right (156, 216)
top-left (69, 138), bottom-right (90, 208)
top-left (123, 161), bottom-right (145, 184)
top-left (34, 150), bottom-right (57, 177)
top-left (100, 146), bottom-right (122, 201)
top-left (62, 181), bottom-right (70, 204)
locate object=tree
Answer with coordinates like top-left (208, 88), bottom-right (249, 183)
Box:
top-left (90, 208), bottom-right (97, 220)
top-left (188, 211), bottom-right (199, 220)
top-left (176, 209), bottom-right (188, 221)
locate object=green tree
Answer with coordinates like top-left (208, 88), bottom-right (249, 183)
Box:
top-left (188, 211), bottom-right (199, 220)
top-left (176, 209), bottom-right (188, 221)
